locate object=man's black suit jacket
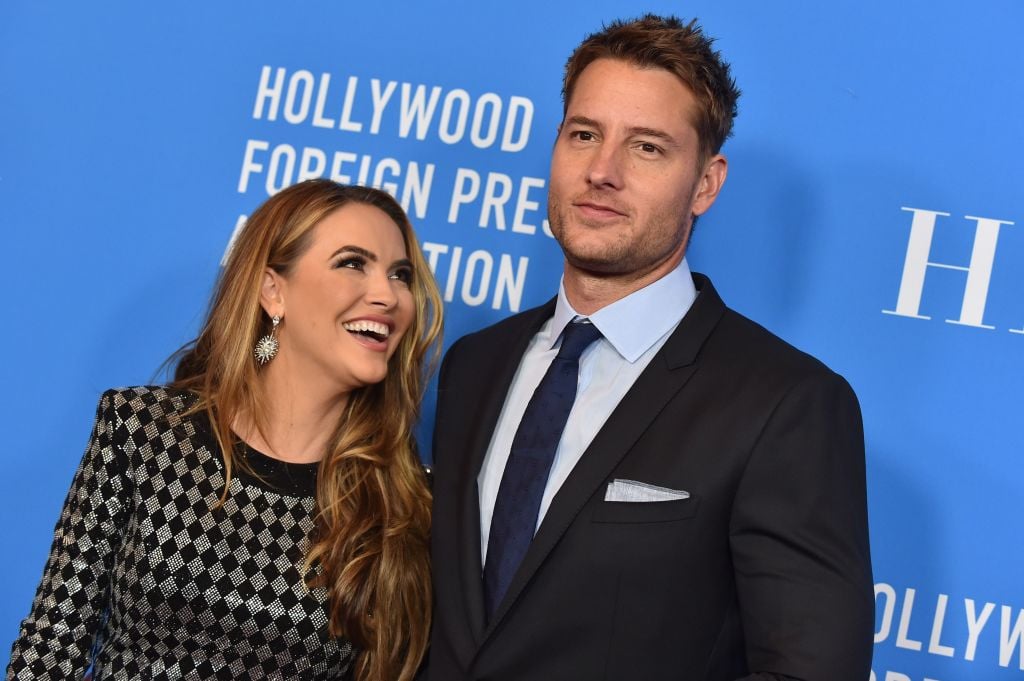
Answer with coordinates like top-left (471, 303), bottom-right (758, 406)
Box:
top-left (426, 274), bottom-right (873, 681)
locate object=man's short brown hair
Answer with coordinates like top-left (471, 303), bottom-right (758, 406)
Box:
top-left (562, 14), bottom-right (741, 165)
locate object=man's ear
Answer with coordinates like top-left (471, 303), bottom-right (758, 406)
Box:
top-left (692, 154), bottom-right (728, 217)
top-left (259, 267), bottom-right (286, 318)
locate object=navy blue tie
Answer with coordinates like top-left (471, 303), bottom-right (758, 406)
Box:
top-left (483, 319), bottom-right (603, 619)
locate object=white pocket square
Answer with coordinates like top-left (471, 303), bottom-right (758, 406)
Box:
top-left (604, 479), bottom-right (690, 503)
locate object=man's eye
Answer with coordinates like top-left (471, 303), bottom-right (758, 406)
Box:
top-left (390, 267), bottom-right (413, 284)
top-left (638, 142), bottom-right (661, 154)
top-left (572, 130), bottom-right (595, 141)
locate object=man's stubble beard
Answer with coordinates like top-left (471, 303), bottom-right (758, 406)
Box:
top-left (547, 194), bottom-right (694, 280)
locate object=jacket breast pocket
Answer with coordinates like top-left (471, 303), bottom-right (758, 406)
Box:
top-left (591, 495), bottom-right (700, 523)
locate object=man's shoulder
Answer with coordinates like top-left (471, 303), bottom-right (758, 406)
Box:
top-left (719, 307), bottom-right (822, 363)
top-left (445, 300), bottom-right (554, 360)
top-left (689, 274), bottom-right (848, 388)
top-left (709, 303), bottom-right (853, 399)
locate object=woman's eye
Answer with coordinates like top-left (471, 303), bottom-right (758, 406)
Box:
top-left (389, 267), bottom-right (413, 284)
top-left (335, 256), bottom-right (365, 271)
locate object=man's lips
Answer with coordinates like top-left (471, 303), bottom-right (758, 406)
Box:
top-left (573, 201), bottom-right (627, 220)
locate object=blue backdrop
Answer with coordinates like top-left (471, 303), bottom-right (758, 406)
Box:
top-left (3, 2), bottom-right (1022, 678)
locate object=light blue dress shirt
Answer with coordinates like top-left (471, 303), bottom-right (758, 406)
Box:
top-left (478, 259), bottom-right (699, 562)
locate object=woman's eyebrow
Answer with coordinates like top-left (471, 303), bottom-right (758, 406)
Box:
top-left (329, 245), bottom-right (377, 261)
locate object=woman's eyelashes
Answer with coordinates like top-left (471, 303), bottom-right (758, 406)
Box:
top-left (333, 254), bottom-right (413, 285)
top-left (334, 254), bottom-right (367, 271)
top-left (389, 266), bottom-right (413, 284)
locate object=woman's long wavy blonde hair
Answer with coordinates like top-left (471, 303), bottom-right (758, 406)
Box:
top-left (172, 179), bottom-right (442, 681)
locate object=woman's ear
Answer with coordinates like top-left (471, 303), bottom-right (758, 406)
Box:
top-left (259, 267), bottom-right (286, 318)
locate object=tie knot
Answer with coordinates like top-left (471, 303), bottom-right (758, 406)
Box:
top-left (556, 320), bottom-right (602, 361)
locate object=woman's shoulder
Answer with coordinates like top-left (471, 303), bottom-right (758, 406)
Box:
top-left (98, 384), bottom-right (197, 409)
top-left (95, 385), bottom-right (201, 431)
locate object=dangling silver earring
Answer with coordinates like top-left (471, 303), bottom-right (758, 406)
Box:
top-left (254, 315), bottom-right (281, 365)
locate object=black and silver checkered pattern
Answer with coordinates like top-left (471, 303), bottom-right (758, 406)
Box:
top-left (7, 387), bottom-right (354, 680)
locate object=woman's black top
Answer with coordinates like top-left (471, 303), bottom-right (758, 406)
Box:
top-left (7, 386), bottom-right (353, 680)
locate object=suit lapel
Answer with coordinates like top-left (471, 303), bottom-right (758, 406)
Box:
top-left (455, 300), bottom-right (557, 645)
top-left (479, 275), bottom-right (726, 640)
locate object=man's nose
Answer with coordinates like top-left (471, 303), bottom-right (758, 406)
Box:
top-left (586, 144), bottom-right (625, 190)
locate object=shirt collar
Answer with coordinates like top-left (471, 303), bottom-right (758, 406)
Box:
top-left (548, 258), bottom-right (698, 362)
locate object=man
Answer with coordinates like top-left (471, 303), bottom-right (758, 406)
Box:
top-left (427, 15), bottom-right (873, 680)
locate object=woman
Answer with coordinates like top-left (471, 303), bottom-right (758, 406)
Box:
top-left (7, 180), bottom-right (442, 681)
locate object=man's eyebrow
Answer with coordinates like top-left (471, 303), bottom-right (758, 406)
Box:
top-left (565, 116), bottom-right (679, 145)
top-left (329, 245), bottom-right (377, 261)
top-left (564, 115), bottom-right (602, 129)
top-left (628, 126), bottom-right (679, 145)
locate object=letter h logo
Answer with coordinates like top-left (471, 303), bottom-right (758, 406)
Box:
top-left (883, 207), bottom-right (1014, 330)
